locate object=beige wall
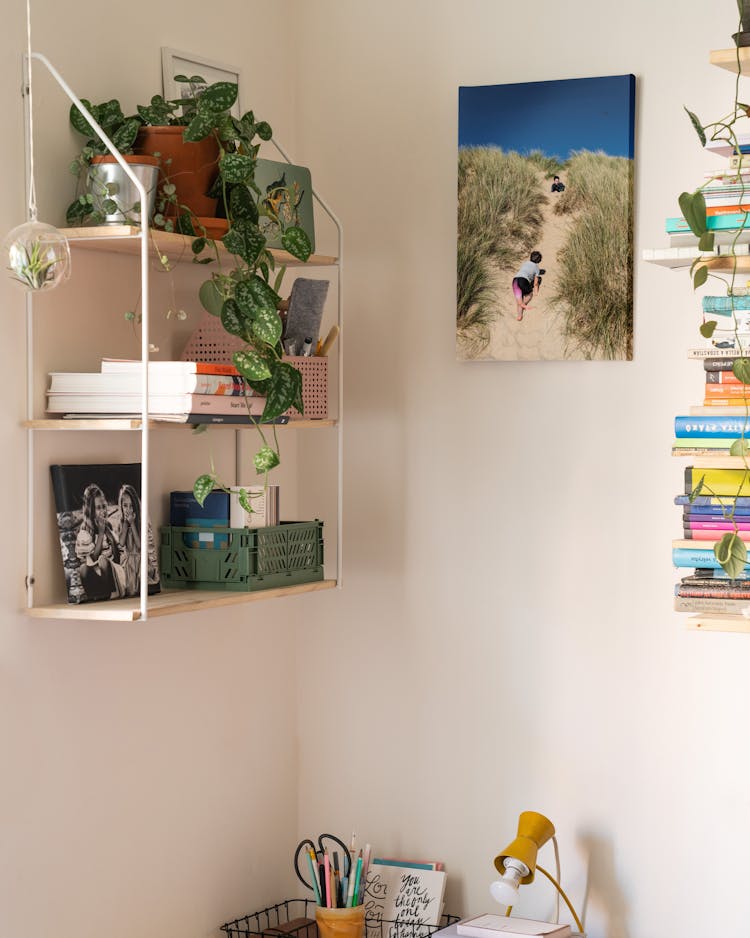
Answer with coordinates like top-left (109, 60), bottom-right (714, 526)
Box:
top-left (1, 1), bottom-right (748, 937)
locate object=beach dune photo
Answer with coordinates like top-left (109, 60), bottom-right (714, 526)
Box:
top-left (456, 74), bottom-right (635, 362)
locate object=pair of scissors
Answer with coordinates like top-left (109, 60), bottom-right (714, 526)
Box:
top-left (294, 832), bottom-right (351, 891)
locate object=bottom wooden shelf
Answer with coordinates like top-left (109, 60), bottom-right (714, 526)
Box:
top-left (26, 579), bottom-right (337, 621)
top-left (685, 614), bottom-right (750, 633)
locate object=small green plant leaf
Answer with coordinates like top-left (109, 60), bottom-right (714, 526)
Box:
top-left (730, 438), bottom-right (750, 456)
top-left (255, 121), bottom-right (273, 141)
top-left (263, 360), bottom-right (303, 420)
top-left (700, 320), bottom-right (717, 337)
top-left (229, 185), bottom-right (258, 223)
top-left (281, 226), bottom-right (312, 262)
top-left (221, 299), bottom-right (245, 337)
top-left (222, 220), bottom-right (265, 266)
top-left (238, 488), bottom-right (254, 514)
top-left (252, 308), bottom-right (283, 345)
top-left (715, 531), bottom-right (748, 578)
top-left (679, 190), bottom-right (708, 236)
top-left (193, 473), bottom-right (216, 506)
top-left (246, 275), bottom-right (280, 309)
top-left (192, 423), bottom-right (208, 435)
top-left (684, 107), bottom-right (707, 147)
top-left (233, 349), bottom-right (272, 381)
top-left (699, 231), bottom-right (715, 252)
top-left (689, 478), bottom-right (705, 503)
top-left (111, 117), bottom-right (140, 153)
top-left (183, 112), bottom-right (214, 142)
top-left (70, 99), bottom-right (96, 137)
top-left (254, 445), bottom-right (280, 473)
top-left (199, 279), bottom-right (224, 316)
top-left (234, 279), bottom-right (259, 318)
top-left (220, 153), bottom-right (255, 184)
top-left (198, 81), bottom-right (238, 113)
top-left (191, 237), bottom-right (207, 255)
top-left (733, 358), bottom-right (750, 384)
top-left (693, 265), bottom-right (709, 289)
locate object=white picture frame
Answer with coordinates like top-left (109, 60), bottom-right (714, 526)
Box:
top-left (161, 47), bottom-right (242, 118)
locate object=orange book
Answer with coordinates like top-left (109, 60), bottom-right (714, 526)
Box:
top-left (705, 382), bottom-right (750, 396)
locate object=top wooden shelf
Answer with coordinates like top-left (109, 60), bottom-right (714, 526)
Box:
top-left (61, 226), bottom-right (338, 267)
top-left (710, 47), bottom-right (750, 74)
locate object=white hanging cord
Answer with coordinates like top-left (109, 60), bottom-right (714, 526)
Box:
top-left (25, 0), bottom-right (37, 221)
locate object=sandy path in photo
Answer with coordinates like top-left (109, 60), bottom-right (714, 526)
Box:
top-left (479, 174), bottom-right (587, 361)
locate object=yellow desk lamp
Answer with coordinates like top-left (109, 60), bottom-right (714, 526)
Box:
top-left (490, 811), bottom-right (585, 935)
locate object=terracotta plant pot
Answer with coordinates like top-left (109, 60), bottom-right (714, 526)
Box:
top-left (135, 126), bottom-right (220, 218)
top-left (87, 154), bottom-right (159, 225)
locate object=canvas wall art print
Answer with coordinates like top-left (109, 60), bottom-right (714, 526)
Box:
top-left (456, 74), bottom-right (635, 361)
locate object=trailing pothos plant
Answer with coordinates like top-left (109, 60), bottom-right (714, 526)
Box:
top-left (679, 14), bottom-right (750, 577)
top-left (187, 91), bottom-right (313, 513)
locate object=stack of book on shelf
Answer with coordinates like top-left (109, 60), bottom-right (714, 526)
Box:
top-left (643, 143), bottom-right (750, 263)
top-left (673, 331), bottom-right (750, 613)
top-left (46, 359), bottom-right (288, 425)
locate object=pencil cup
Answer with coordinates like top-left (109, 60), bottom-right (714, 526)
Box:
top-left (315, 904), bottom-right (365, 938)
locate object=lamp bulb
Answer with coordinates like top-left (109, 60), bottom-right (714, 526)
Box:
top-left (490, 858), bottom-right (529, 907)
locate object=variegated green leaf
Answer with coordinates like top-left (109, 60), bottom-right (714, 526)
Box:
top-left (111, 118), bottom-right (140, 153)
top-left (198, 81), bottom-right (238, 113)
top-left (70, 99), bottom-right (95, 137)
top-left (193, 474), bottom-right (216, 507)
top-left (252, 308), bottom-right (283, 345)
top-left (221, 298), bottom-right (245, 337)
top-left (281, 225), bottom-right (312, 262)
top-left (220, 153), bottom-right (255, 184)
top-left (730, 438), bottom-right (750, 456)
top-left (229, 185), bottom-right (258, 222)
top-left (183, 112), bottom-right (214, 142)
top-left (262, 361), bottom-right (303, 420)
top-left (685, 107), bottom-right (707, 147)
top-left (254, 446), bottom-right (280, 473)
top-left (233, 349), bottom-right (272, 381)
top-left (235, 279), bottom-right (259, 317)
top-left (238, 488), bottom-right (254, 514)
top-left (255, 121), bottom-right (273, 141)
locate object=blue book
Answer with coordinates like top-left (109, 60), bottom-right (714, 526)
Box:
top-left (673, 547), bottom-right (750, 569)
top-left (666, 213), bottom-right (750, 233)
top-left (703, 296), bottom-right (750, 313)
top-left (675, 494), bottom-right (750, 507)
top-left (684, 505), bottom-right (750, 516)
top-left (170, 490), bottom-right (230, 526)
top-left (675, 415), bottom-right (750, 437)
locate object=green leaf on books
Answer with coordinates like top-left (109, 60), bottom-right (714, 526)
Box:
top-left (684, 107), bottom-right (706, 148)
top-left (730, 438), bottom-right (750, 456)
top-left (233, 348), bottom-right (272, 381)
top-left (193, 473), bottom-right (216, 507)
top-left (679, 190), bottom-right (707, 236)
top-left (254, 445), bottom-right (280, 473)
top-left (252, 308), bottom-right (283, 346)
top-left (715, 532), bottom-right (748, 578)
top-left (262, 360), bottom-right (303, 420)
top-left (694, 265), bottom-right (709, 290)
top-left (733, 357), bottom-right (750, 384)
top-left (238, 488), bottom-right (255, 514)
top-left (689, 477), bottom-right (705, 503)
top-left (700, 319), bottom-right (717, 337)
top-left (698, 231), bottom-right (715, 252)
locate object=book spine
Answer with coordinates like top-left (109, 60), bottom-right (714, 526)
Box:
top-left (702, 296), bottom-right (750, 312)
top-left (672, 548), bottom-right (748, 569)
top-left (704, 383), bottom-right (750, 396)
top-left (684, 506), bottom-right (750, 516)
top-left (186, 413), bottom-right (290, 425)
top-left (685, 467), bottom-right (750, 497)
top-left (674, 595), bottom-right (750, 613)
top-left (673, 447), bottom-right (733, 455)
top-left (675, 494), bottom-right (750, 507)
top-left (688, 348), bottom-right (746, 359)
top-left (683, 529), bottom-right (750, 541)
top-left (705, 371), bottom-right (745, 384)
top-left (704, 359), bottom-right (741, 371)
top-left (678, 585), bottom-right (750, 599)
top-left (666, 213), bottom-right (750, 233)
top-left (191, 374), bottom-right (249, 395)
top-left (675, 416), bottom-right (750, 436)
top-left (189, 394), bottom-right (266, 414)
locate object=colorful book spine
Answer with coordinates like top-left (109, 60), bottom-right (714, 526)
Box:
top-left (685, 466), bottom-right (750, 497)
top-left (675, 494), bottom-right (750, 507)
top-left (673, 547), bottom-right (750, 569)
top-left (704, 384), bottom-right (750, 397)
top-left (705, 371), bottom-right (746, 384)
top-left (684, 505), bottom-right (750, 516)
top-left (674, 595), bottom-right (750, 613)
top-left (703, 296), bottom-right (750, 312)
top-left (705, 359), bottom-right (744, 372)
top-left (666, 213), bottom-right (750, 233)
top-left (675, 416), bottom-right (750, 436)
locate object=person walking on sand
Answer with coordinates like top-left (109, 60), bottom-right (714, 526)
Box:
top-left (512, 251), bottom-right (545, 321)
top-left (551, 175), bottom-right (565, 192)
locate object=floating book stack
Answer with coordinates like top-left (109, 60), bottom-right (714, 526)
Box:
top-left (672, 310), bottom-right (750, 614)
top-left (46, 359), bottom-right (288, 425)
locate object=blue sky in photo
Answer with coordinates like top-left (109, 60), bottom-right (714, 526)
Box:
top-left (458, 75), bottom-right (635, 159)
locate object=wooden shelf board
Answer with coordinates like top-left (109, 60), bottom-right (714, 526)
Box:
top-left (686, 613), bottom-right (750, 633)
top-left (61, 226), bottom-right (338, 267)
top-left (26, 579), bottom-right (337, 621)
top-left (24, 418), bottom-right (336, 431)
top-left (710, 47), bottom-right (750, 75)
top-left (644, 253), bottom-right (750, 272)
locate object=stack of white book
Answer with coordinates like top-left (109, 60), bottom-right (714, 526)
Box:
top-left (46, 359), bottom-right (273, 424)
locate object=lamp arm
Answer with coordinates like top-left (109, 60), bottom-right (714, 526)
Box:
top-left (535, 865), bottom-right (585, 936)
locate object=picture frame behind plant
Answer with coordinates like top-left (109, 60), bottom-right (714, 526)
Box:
top-left (161, 48), bottom-right (242, 119)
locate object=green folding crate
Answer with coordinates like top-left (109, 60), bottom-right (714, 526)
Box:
top-left (160, 521), bottom-right (324, 591)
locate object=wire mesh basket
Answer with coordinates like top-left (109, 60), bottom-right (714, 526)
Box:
top-left (221, 899), bottom-right (458, 938)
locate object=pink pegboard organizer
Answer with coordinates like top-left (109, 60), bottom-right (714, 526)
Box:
top-left (181, 312), bottom-right (328, 418)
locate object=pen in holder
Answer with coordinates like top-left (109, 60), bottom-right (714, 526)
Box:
top-left (315, 905), bottom-right (365, 938)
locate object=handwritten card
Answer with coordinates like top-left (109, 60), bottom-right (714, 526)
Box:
top-left (363, 863), bottom-right (447, 938)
